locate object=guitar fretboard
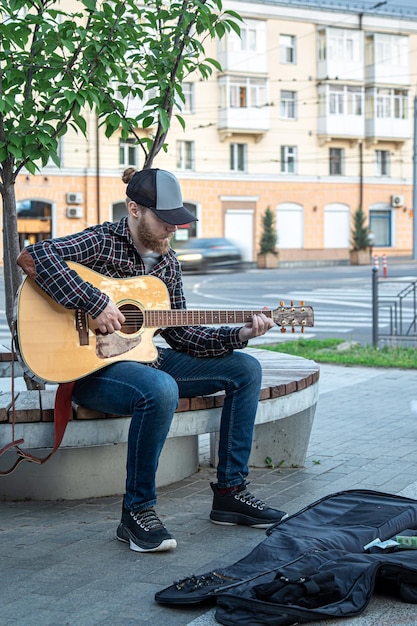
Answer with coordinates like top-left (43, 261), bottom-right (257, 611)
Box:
top-left (145, 309), bottom-right (272, 327)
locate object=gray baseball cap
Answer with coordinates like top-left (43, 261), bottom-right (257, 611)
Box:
top-left (126, 168), bottom-right (198, 225)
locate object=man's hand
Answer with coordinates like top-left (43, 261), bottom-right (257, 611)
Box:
top-left (238, 307), bottom-right (274, 343)
top-left (94, 301), bottom-right (125, 334)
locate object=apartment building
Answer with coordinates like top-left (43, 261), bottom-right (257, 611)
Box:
top-left (15, 0), bottom-right (417, 264)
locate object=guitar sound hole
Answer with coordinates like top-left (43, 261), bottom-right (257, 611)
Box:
top-left (119, 303), bottom-right (144, 335)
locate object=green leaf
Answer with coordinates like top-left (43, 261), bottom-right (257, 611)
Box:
top-left (204, 57), bottom-right (222, 71)
top-left (73, 114), bottom-right (88, 135)
top-left (24, 160), bottom-right (37, 175)
top-left (158, 108), bottom-right (169, 132)
top-left (175, 114), bottom-right (186, 130)
top-left (141, 115), bottom-right (155, 129)
top-left (0, 145), bottom-right (8, 162)
top-left (223, 18), bottom-right (241, 37)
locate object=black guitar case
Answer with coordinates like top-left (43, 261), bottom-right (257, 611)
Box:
top-left (155, 489), bottom-right (417, 625)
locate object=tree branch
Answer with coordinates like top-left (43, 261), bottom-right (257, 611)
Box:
top-left (145, 0), bottom-right (203, 166)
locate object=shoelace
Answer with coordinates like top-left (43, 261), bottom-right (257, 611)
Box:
top-left (174, 571), bottom-right (235, 592)
top-left (131, 508), bottom-right (165, 531)
top-left (235, 488), bottom-right (266, 510)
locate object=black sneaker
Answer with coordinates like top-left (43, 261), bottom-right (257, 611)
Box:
top-left (210, 482), bottom-right (288, 529)
top-left (117, 506), bottom-right (177, 552)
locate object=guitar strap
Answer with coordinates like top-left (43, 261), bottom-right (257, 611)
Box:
top-left (0, 346), bottom-right (75, 475)
top-left (0, 251), bottom-right (76, 475)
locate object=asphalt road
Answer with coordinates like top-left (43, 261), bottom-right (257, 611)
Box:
top-left (181, 260), bottom-right (417, 345)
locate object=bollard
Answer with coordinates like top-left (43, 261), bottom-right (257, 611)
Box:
top-left (372, 266), bottom-right (378, 347)
top-left (373, 255), bottom-right (379, 274)
top-left (382, 254), bottom-right (388, 278)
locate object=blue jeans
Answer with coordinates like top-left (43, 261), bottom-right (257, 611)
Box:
top-left (73, 348), bottom-right (262, 512)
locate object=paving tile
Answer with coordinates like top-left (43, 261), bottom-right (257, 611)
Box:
top-left (3, 365), bottom-right (417, 625)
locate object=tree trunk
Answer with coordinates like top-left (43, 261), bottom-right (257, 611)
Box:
top-left (1, 164), bottom-right (23, 329)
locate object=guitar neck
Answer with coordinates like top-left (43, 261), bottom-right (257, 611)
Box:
top-left (145, 309), bottom-right (270, 327)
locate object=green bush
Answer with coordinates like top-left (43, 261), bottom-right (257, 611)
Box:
top-left (259, 207), bottom-right (278, 255)
top-left (351, 207), bottom-right (369, 251)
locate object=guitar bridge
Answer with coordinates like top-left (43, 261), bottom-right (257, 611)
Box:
top-left (76, 309), bottom-right (89, 346)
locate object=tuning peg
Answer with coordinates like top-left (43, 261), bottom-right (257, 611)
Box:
top-left (281, 327), bottom-right (286, 333)
top-left (301, 327), bottom-right (305, 334)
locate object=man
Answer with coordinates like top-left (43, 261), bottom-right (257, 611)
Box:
top-left (17, 168), bottom-right (287, 553)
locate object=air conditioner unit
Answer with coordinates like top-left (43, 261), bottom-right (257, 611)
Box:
top-left (391, 194), bottom-right (404, 208)
top-left (66, 192), bottom-right (83, 204)
top-left (66, 206), bottom-right (83, 219)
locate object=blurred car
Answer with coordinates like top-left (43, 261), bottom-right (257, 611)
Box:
top-left (175, 237), bottom-right (242, 272)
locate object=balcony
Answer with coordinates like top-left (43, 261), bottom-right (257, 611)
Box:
top-left (365, 117), bottom-right (409, 143)
top-left (317, 27), bottom-right (364, 82)
top-left (365, 88), bottom-right (410, 143)
top-left (365, 33), bottom-right (409, 87)
top-left (318, 114), bottom-right (364, 142)
top-left (317, 84), bottom-right (364, 142)
top-left (217, 75), bottom-right (269, 141)
top-left (218, 106), bottom-right (270, 141)
top-left (218, 19), bottom-right (267, 74)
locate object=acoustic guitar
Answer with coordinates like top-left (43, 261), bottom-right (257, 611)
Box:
top-left (15, 262), bottom-right (314, 383)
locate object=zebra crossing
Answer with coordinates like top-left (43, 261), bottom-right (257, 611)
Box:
top-left (261, 282), bottom-right (416, 340)
top-left (0, 317), bottom-right (12, 349)
top-left (189, 282), bottom-right (408, 343)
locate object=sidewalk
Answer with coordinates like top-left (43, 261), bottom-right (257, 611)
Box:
top-left (2, 363), bottom-right (417, 625)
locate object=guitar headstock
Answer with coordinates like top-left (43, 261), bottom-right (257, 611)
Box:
top-left (272, 301), bottom-right (314, 334)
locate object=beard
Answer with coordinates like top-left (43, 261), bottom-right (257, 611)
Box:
top-left (136, 211), bottom-right (173, 255)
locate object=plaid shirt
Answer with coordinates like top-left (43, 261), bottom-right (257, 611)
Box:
top-left (25, 218), bottom-right (247, 366)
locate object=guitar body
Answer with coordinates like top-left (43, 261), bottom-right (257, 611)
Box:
top-left (16, 262), bottom-right (170, 383)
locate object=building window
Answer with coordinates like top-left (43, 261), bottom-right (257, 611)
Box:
top-left (17, 200), bottom-right (52, 219)
top-left (238, 20), bottom-right (258, 52)
top-left (175, 83), bottom-right (194, 113)
top-left (375, 150), bottom-right (390, 176)
top-left (223, 18), bottom-right (265, 55)
top-left (119, 138), bottom-right (138, 167)
top-left (280, 34), bottom-right (296, 64)
top-left (176, 140), bottom-right (194, 170)
top-left (369, 210), bottom-right (391, 246)
top-left (327, 28), bottom-right (361, 63)
top-left (328, 85), bottom-right (363, 115)
top-left (374, 34), bottom-right (408, 66)
top-left (280, 90), bottom-right (296, 119)
top-left (329, 148), bottom-right (344, 175)
top-left (329, 85), bottom-right (344, 114)
top-left (225, 77), bottom-right (267, 109)
top-left (347, 87), bottom-right (363, 115)
top-left (181, 82), bottom-right (195, 114)
top-left (280, 146), bottom-right (297, 174)
top-left (375, 88), bottom-right (408, 120)
top-left (230, 143), bottom-right (247, 172)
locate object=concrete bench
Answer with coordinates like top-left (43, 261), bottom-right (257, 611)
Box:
top-left (0, 348), bottom-right (320, 500)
